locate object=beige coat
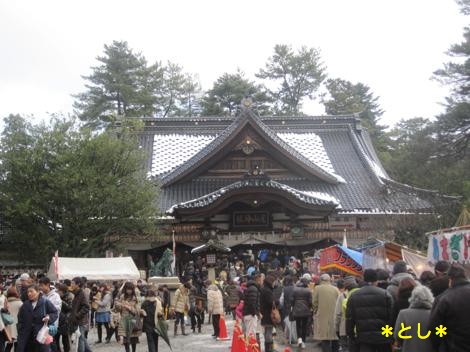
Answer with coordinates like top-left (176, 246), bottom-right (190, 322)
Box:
top-left (312, 282), bottom-right (339, 341)
top-left (7, 297), bottom-right (22, 339)
top-left (115, 295), bottom-right (142, 338)
top-left (173, 285), bottom-right (189, 313)
top-left (207, 285), bottom-right (224, 315)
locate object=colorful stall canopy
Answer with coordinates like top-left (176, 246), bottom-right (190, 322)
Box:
top-left (320, 245), bottom-right (363, 276)
top-left (427, 225), bottom-right (470, 264)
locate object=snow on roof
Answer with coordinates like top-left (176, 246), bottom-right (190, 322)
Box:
top-left (151, 134), bottom-right (216, 176)
top-left (151, 131), bottom-right (344, 181)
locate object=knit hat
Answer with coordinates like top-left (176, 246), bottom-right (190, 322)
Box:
top-left (320, 273), bottom-right (331, 282)
top-left (301, 273), bottom-right (312, 282)
top-left (19, 273), bottom-right (30, 281)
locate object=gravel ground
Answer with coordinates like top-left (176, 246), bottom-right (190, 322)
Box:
top-left (86, 318), bottom-right (321, 352)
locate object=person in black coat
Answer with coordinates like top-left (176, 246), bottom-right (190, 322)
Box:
top-left (17, 284), bottom-right (58, 352)
top-left (242, 273), bottom-right (263, 345)
top-left (260, 275), bottom-right (278, 352)
top-left (429, 260), bottom-right (451, 297)
top-left (346, 269), bottom-right (393, 352)
top-left (141, 289), bottom-right (163, 352)
top-left (56, 283), bottom-right (73, 352)
top-left (429, 264), bottom-right (470, 352)
top-left (291, 275), bottom-right (312, 349)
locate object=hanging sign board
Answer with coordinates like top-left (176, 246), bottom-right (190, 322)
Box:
top-left (427, 226), bottom-right (470, 263)
top-left (328, 216), bottom-right (357, 230)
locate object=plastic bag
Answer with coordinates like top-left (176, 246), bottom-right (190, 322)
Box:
top-left (36, 323), bottom-right (53, 345)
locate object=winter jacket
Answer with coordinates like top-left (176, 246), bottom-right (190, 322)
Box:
top-left (386, 273), bottom-right (415, 301)
top-left (225, 284), bottom-right (241, 308)
top-left (429, 279), bottom-right (470, 352)
top-left (96, 292), bottom-right (112, 313)
top-left (334, 291), bottom-right (347, 337)
top-left (429, 275), bottom-right (449, 297)
top-left (281, 284), bottom-right (295, 318)
top-left (313, 282), bottom-right (339, 341)
top-left (207, 284), bottom-right (224, 315)
top-left (394, 297), bottom-right (432, 352)
top-left (17, 296), bottom-right (58, 352)
top-left (291, 282), bottom-right (312, 318)
top-left (69, 288), bottom-right (90, 328)
top-left (141, 297), bottom-right (163, 333)
top-left (45, 288), bottom-right (62, 319)
top-left (58, 291), bottom-right (73, 335)
top-left (242, 281), bottom-right (261, 316)
top-left (188, 284), bottom-right (198, 307)
top-left (260, 282), bottom-right (275, 326)
top-left (391, 285), bottom-right (414, 326)
top-left (346, 284), bottom-right (393, 345)
top-left (6, 297), bottom-right (22, 339)
top-left (173, 285), bottom-right (189, 313)
top-left (116, 294), bottom-right (142, 338)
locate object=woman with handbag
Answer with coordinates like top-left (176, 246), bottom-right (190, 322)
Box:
top-left (94, 283), bottom-right (112, 344)
top-left (260, 275), bottom-right (279, 352)
top-left (16, 284), bottom-right (58, 352)
top-left (115, 282), bottom-right (142, 352)
top-left (5, 287), bottom-right (23, 352)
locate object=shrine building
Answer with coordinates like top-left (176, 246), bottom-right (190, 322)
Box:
top-left (116, 101), bottom-right (454, 268)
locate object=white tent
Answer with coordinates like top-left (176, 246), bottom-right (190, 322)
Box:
top-left (47, 256), bottom-right (140, 281)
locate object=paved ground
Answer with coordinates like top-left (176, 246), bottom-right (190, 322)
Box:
top-left (88, 318), bottom-right (321, 352)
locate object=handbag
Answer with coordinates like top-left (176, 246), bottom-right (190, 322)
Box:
top-left (130, 312), bottom-right (142, 332)
top-left (1, 311), bottom-right (14, 326)
top-left (270, 302), bottom-right (281, 325)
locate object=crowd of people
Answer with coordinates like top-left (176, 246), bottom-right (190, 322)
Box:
top-left (0, 274), bottom-right (173, 352)
top-left (0, 257), bottom-right (469, 352)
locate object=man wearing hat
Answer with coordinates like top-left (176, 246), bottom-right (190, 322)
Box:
top-left (17, 273), bottom-right (30, 302)
top-left (346, 269), bottom-right (393, 352)
top-left (313, 274), bottom-right (340, 352)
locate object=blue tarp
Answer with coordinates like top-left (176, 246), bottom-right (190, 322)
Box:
top-left (339, 245), bottom-right (363, 265)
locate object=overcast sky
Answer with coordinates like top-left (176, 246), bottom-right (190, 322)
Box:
top-left (0, 0), bottom-right (467, 127)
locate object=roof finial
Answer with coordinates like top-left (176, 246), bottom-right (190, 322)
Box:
top-left (241, 96), bottom-right (253, 109)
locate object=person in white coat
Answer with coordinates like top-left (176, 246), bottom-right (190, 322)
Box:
top-left (206, 280), bottom-right (224, 339)
top-left (5, 287), bottom-right (23, 352)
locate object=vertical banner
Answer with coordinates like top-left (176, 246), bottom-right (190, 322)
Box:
top-left (171, 230), bottom-right (176, 275)
top-left (53, 250), bottom-right (59, 280)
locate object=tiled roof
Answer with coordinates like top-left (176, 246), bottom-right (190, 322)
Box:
top-left (152, 134), bottom-right (215, 175)
top-left (168, 177), bottom-right (339, 214)
top-left (136, 111), bottom-right (458, 214)
top-left (155, 108), bottom-right (343, 185)
top-left (277, 132), bottom-right (343, 181)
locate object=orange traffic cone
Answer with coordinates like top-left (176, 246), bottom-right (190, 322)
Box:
top-left (246, 333), bottom-right (260, 352)
top-left (217, 315), bottom-right (230, 341)
top-left (231, 320), bottom-right (246, 352)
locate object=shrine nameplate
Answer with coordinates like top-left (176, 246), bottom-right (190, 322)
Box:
top-left (232, 211), bottom-right (271, 229)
